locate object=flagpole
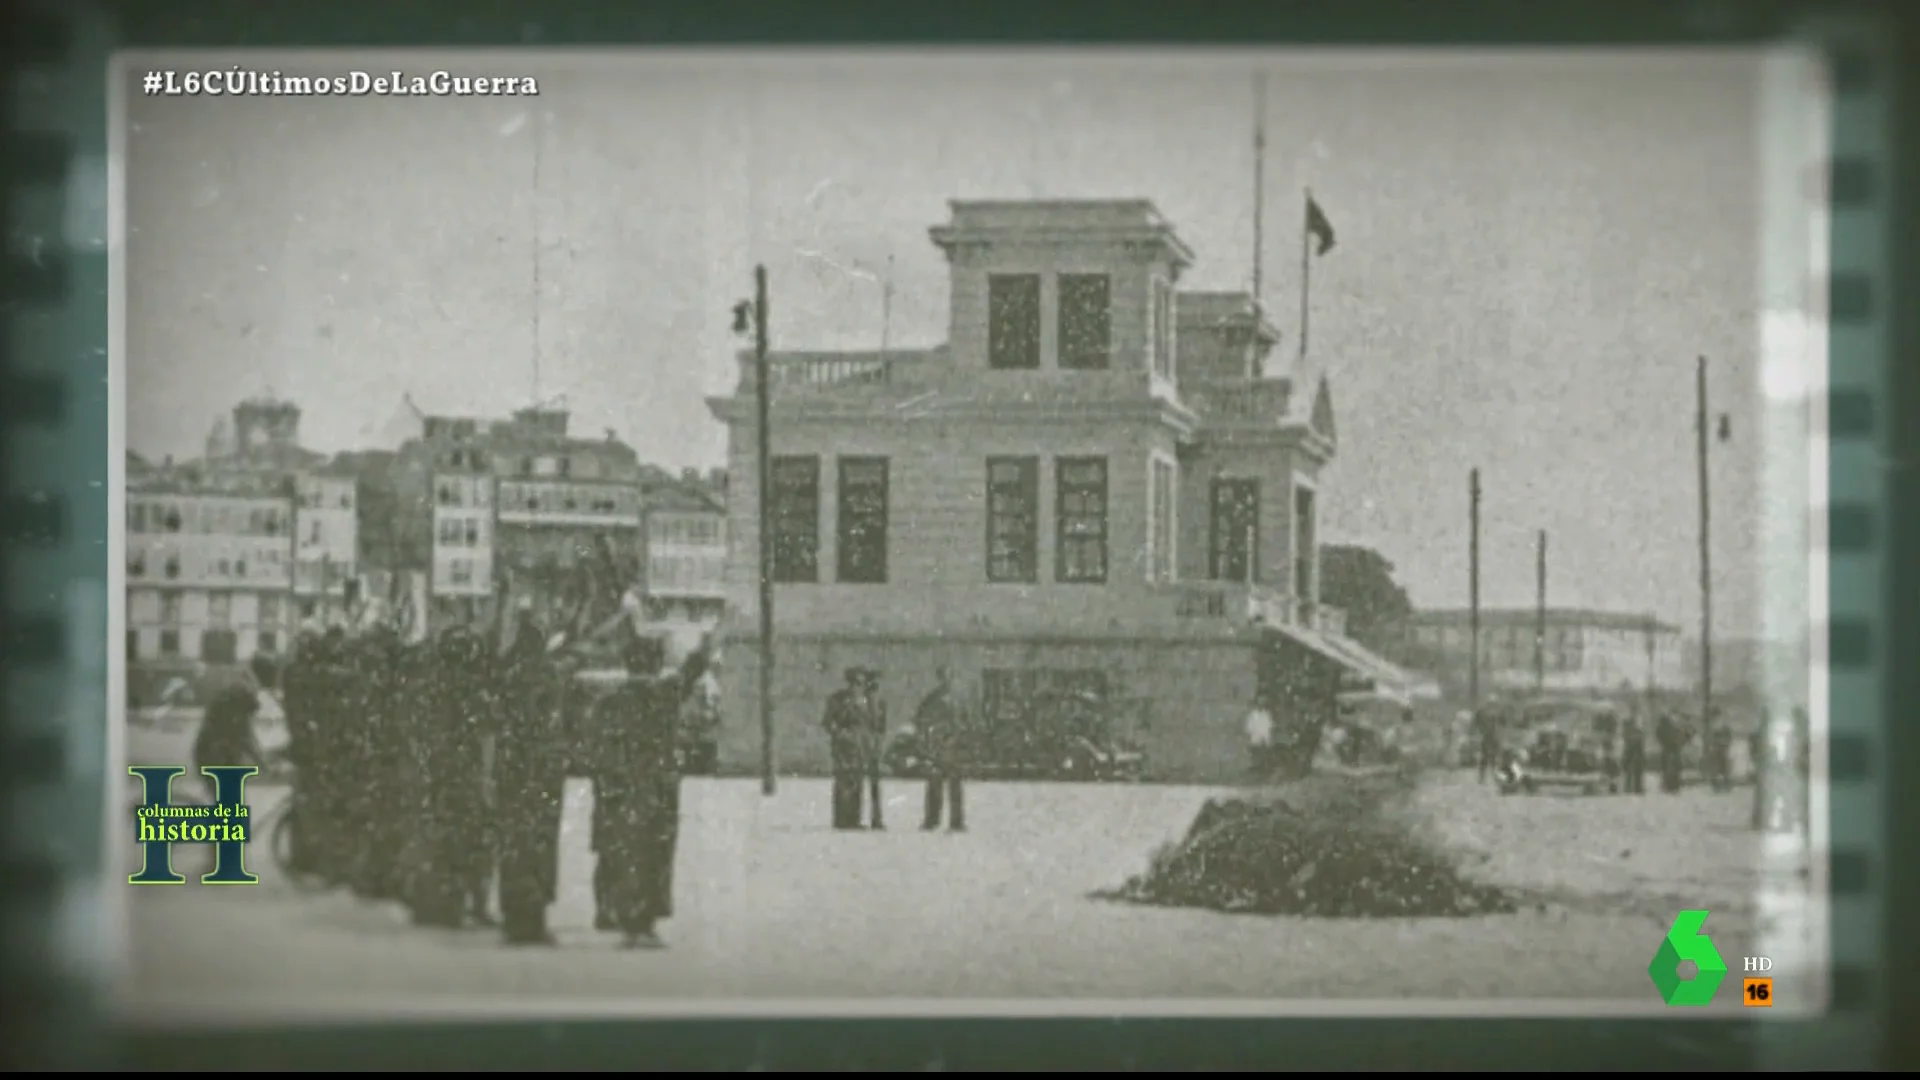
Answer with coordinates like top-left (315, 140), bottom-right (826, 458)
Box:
top-left (1298, 187), bottom-right (1313, 363)
top-left (1251, 72), bottom-right (1267, 312)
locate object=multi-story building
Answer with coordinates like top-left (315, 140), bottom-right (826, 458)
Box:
top-left (127, 463), bottom-right (296, 667)
top-left (292, 460), bottom-right (360, 616)
top-left (379, 405), bottom-right (644, 630)
top-left (1403, 607), bottom-right (1686, 698)
top-left (707, 199), bottom-right (1414, 781)
top-left (125, 397), bottom-right (324, 669)
top-left (640, 480), bottom-right (727, 627)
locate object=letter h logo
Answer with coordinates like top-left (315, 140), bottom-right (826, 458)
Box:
top-left (128, 765), bottom-right (259, 885)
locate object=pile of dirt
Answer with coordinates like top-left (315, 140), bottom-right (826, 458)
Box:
top-left (1097, 771), bottom-right (1517, 918)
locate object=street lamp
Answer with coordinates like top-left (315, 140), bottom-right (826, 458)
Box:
top-left (733, 268), bottom-right (776, 796)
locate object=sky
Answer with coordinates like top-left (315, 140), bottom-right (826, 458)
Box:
top-left (122, 48), bottom-right (1799, 634)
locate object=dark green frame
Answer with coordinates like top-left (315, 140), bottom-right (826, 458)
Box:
top-left (1, 0), bottom-right (1909, 1070)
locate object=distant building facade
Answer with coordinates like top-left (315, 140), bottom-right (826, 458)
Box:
top-left (640, 480), bottom-right (727, 627)
top-left (292, 462), bottom-right (360, 611)
top-left (708, 199), bottom-right (1415, 782)
top-left (379, 405), bottom-right (644, 630)
top-left (1404, 607), bottom-right (1686, 697)
top-left (125, 398), bottom-right (329, 668)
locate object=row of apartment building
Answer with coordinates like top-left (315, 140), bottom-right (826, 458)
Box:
top-left (126, 397), bottom-right (727, 671)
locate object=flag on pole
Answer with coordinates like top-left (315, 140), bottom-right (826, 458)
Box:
top-left (1306, 195), bottom-right (1337, 257)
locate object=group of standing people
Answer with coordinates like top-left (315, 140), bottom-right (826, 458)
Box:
top-left (1466, 702), bottom-right (1808, 816)
top-left (821, 664), bottom-right (970, 833)
top-left (247, 605), bottom-right (706, 950)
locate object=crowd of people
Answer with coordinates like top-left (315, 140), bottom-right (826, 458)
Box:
top-left (203, 602), bottom-right (713, 951)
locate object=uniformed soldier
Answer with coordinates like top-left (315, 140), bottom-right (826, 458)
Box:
top-left (406, 627), bottom-right (491, 928)
top-left (494, 609), bottom-right (568, 946)
top-left (821, 668), bottom-right (870, 830)
top-left (279, 630), bottom-right (326, 874)
top-left (589, 631), bottom-right (684, 948)
top-left (1620, 714), bottom-right (1648, 795)
top-left (913, 666), bottom-right (969, 832)
top-left (353, 626), bottom-right (413, 902)
top-left (858, 669), bottom-right (888, 830)
top-left (1654, 712), bottom-right (1687, 794)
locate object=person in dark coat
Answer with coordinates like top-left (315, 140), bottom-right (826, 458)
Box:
top-left (590, 631), bottom-right (684, 948)
top-left (1620, 715), bottom-right (1648, 795)
top-left (493, 610), bottom-right (568, 946)
top-left (349, 627), bottom-right (411, 901)
top-left (193, 680), bottom-right (265, 802)
top-left (278, 632), bottom-right (324, 872)
top-left (857, 669), bottom-right (888, 830)
top-left (407, 628), bottom-right (493, 928)
top-left (1473, 708), bottom-right (1499, 783)
top-left (1704, 714), bottom-right (1735, 793)
top-left (821, 668), bottom-right (871, 830)
top-left (1654, 712), bottom-right (1687, 794)
top-left (914, 666), bottom-right (969, 833)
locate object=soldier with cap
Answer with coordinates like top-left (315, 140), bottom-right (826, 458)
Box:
top-left (857, 668), bottom-right (889, 830)
top-left (822, 667), bottom-right (872, 830)
top-left (493, 606), bottom-right (568, 946)
top-left (589, 628), bottom-right (685, 948)
top-left (350, 624), bottom-right (412, 901)
top-left (913, 666), bottom-right (970, 832)
top-left (407, 626), bottom-right (494, 928)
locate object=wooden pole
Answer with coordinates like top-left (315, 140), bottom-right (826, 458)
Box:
top-left (754, 266), bottom-right (777, 796)
top-left (1469, 469), bottom-right (1482, 713)
top-left (1697, 356), bottom-right (1713, 728)
top-left (1534, 530), bottom-right (1547, 693)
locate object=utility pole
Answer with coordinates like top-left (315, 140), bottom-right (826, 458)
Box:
top-left (1696, 355), bottom-right (1713, 728)
top-left (1534, 530), bottom-right (1547, 694)
top-left (753, 266), bottom-right (777, 796)
top-left (1469, 469), bottom-right (1482, 715)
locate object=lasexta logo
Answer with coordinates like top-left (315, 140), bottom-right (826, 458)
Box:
top-left (1648, 909), bottom-right (1727, 1006)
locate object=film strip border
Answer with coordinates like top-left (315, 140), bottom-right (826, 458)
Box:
top-left (0, 8), bottom-right (1900, 1076)
top-left (1, 5), bottom-right (114, 1070)
top-left (1751, 21), bottom-right (1892, 1071)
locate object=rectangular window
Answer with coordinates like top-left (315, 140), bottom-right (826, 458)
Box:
top-left (258, 593), bottom-right (281, 627)
top-left (769, 455), bottom-right (821, 583)
top-left (985, 457), bottom-right (1039, 583)
top-left (987, 273), bottom-right (1042, 370)
top-left (1294, 486), bottom-right (1317, 601)
top-left (161, 594), bottom-right (182, 623)
top-left (1055, 457), bottom-right (1109, 584)
top-left (448, 558), bottom-right (474, 587)
top-left (126, 630), bottom-right (139, 664)
top-left (257, 630), bottom-right (279, 656)
top-left (1057, 273), bottom-right (1112, 370)
top-left (1152, 277), bottom-right (1176, 380)
top-left (1150, 458), bottom-right (1175, 583)
top-left (1210, 479), bottom-right (1260, 582)
top-left (159, 629), bottom-right (180, 656)
top-left (836, 457), bottom-right (890, 584)
top-left (207, 593), bottom-right (232, 628)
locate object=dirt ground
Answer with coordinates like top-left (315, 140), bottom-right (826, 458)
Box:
top-left (118, 723), bottom-right (1815, 1018)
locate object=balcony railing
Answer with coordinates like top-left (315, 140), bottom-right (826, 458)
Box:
top-left (1181, 377), bottom-right (1293, 428)
top-left (734, 352), bottom-right (926, 393)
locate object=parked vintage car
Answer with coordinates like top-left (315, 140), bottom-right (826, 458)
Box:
top-left (887, 690), bottom-right (1147, 782)
top-left (1489, 697), bottom-right (1621, 795)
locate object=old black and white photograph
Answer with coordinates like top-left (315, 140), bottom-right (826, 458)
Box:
top-left (112, 48), bottom-right (1829, 1017)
